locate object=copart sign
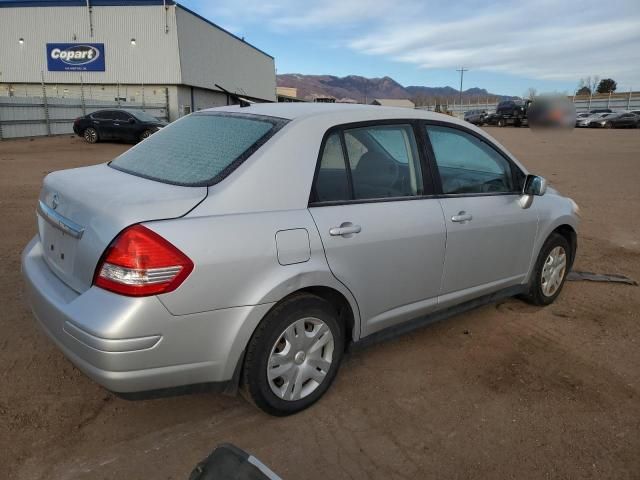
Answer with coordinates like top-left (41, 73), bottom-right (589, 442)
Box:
top-left (46, 43), bottom-right (105, 71)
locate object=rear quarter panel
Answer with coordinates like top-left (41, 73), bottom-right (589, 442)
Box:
top-left (146, 209), bottom-right (361, 337)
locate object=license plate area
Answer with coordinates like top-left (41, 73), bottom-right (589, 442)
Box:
top-left (38, 215), bottom-right (78, 281)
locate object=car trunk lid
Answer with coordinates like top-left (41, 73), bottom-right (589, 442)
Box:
top-left (37, 163), bottom-right (207, 293)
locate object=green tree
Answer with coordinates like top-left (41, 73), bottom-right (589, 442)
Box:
top-left (576, 86), bottom-right (591, 96)
top-left (596, 79), bottom-right (617, 94)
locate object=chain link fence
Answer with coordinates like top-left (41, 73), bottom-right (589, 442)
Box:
top-left (416, 91), bottom-right (640, 119)
top-left (0, 81), bottom-right (169, 140)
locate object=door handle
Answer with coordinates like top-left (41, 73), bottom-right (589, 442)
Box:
top-left (451, 211), bottom-right (473, 223)
top-left (329, 223), bottom-right (361, 237)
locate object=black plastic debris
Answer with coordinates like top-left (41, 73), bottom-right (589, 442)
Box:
top-left (189, 443), bottom-right (282, 480)
top-left (567, 271), bottom-right (638, 286)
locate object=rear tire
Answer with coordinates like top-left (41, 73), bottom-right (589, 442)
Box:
top-left (521, 233), bottom-right (571, 306)
top-left (604, 122), bottom-right (613, 129)
top-left (83, 127), bottom-right (99, 144)
top-left (242, 293), bottom-right (344, 416)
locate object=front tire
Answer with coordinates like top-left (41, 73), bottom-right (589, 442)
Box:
top-left (242, 293), bottom-right (344, 416)
top-left (139, 129), bottom-right (153, 142)
top-left (498, 118), bottom-right (506, 127)
top-left (83, 127), bottom-right (99, 144)
top-left (522, 233), bottom-right (571, 306)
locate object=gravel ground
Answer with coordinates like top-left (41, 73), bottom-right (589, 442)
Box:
top-left (0, 128), bottom-right (639, 479)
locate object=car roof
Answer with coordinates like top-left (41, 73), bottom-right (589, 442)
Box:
top-left (204, 102), bottom-right (470, 126)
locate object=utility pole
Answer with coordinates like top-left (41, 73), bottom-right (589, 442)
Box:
top-left (456, 67), bottom-right (468, 116)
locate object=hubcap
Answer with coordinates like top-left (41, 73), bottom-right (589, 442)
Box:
top-left (541, 246), bottom-right (567, 297)
top-left (267, 317), bottom-right (334, 401)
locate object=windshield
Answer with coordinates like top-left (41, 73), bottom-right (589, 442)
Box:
top-left (128, 110), bottom-right (162, 123)
top-left (110, 113), bottom-right (287, 186)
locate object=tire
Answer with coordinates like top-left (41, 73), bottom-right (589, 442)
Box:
top-left (139, 129), bottom-right (153, 142)
top-left (498, 118), bottom-right (506, 127)
top-left (521, 233), bottom-right (571, 306)
top-left (604, 122), bottom-right (613, 129)
top-left (83, 127), bottom-right (99, 144)
top-left (242, 293), bottom-right (344, 416)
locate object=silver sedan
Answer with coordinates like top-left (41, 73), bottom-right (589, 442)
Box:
top-left (22, 104), bottom-right (579, 415)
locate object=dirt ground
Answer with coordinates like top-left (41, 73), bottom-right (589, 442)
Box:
top-left (1, 128), bottom-right (639, 480)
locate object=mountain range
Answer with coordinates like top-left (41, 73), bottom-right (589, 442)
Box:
top-left (277, 74), bottom-right (515, 104)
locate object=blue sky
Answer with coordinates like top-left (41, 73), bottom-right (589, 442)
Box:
top-left (180, 0), bottom-right (640, 96)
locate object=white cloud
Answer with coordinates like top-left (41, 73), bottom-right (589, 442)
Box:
top-left (196, 0), bottom-right (640, 85)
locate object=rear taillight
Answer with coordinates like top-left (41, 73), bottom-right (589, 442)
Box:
top-left (94, 225), bottom-right (193, 297)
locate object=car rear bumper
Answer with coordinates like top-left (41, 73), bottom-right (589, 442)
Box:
top-left (21, 235), bottom-right (273, 393)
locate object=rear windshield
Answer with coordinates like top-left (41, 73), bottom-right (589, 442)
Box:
top-left (109, 112), bottom-right (287, 186)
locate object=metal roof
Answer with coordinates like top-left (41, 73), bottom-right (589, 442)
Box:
top-left (0, 0), bottom-right (174, 5)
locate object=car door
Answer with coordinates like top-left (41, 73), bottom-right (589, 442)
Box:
top-left (423, 123), bottom-right (539, 306)
top-left (621, 113), bottom-right (636, 127)
top-left (309, 122), bottom-right (446, 337)
top-left (112, 111), bottom-right (135, 141)
top-left (90, 110), bottom-right (115, 139)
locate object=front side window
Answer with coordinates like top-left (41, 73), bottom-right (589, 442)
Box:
top-left (426, 125), bottom-right (515, 195)
top-left (110, 113), bottom-right (285, 186)
top-left (129, 110), bottom-right (160, 122)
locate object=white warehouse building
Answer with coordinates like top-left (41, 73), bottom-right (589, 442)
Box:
top-left (0, 0), bottom-right (277, 121)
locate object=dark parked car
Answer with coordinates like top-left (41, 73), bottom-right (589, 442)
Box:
top-left (589, 112), bottom-right (639, 128)
top-left (483, 112), bottom-right (499, 125)
top-left (588, 108), bottom-right (613, 114)
top-left (463, 109), bottom-right (487, 125)
top-left (496, 99), bottom-right (529, 118)
top-left (73, 109), bottom-right (167, 144)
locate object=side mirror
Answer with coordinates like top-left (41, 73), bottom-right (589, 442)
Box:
top-left (523, 174), bottom-right (547, 196)
top-left (520, 175), bottom-right (547, 209)
top-left (128, 118), bottom-right (135, 124)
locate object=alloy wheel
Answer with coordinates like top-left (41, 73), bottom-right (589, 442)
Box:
top-left (267, 317), bottom-right (334, 401)
top-left (541, 246), bottom-right (567, 297)
top-left (84, 128), bottom-right (97, 143)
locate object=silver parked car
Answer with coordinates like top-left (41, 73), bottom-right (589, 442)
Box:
top-left (22, 104), bottom-right (579, 415)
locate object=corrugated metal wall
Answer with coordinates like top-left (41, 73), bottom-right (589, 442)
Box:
top-left (1, 5), bottom-right (277, 103)
top-left (175, 7), bottom-right (277, 102)
top-left (0, 5), bottom-right (181, 84)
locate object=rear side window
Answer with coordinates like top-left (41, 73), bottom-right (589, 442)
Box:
top-left (113, 111), bottom-right (131, 121)
top-left (346, 125), bottom-right (422, 199)
top-left (314, 133), bottom-right (351, 202)
top-left (312, 124), bottom-right (424, 203)
top-left (110, 113), bottom-right (286, 186)
top-left (92, 110), bottom-right (114, 120)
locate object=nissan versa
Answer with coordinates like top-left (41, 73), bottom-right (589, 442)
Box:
top-left (22, 104), bottom-right (579, 416)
